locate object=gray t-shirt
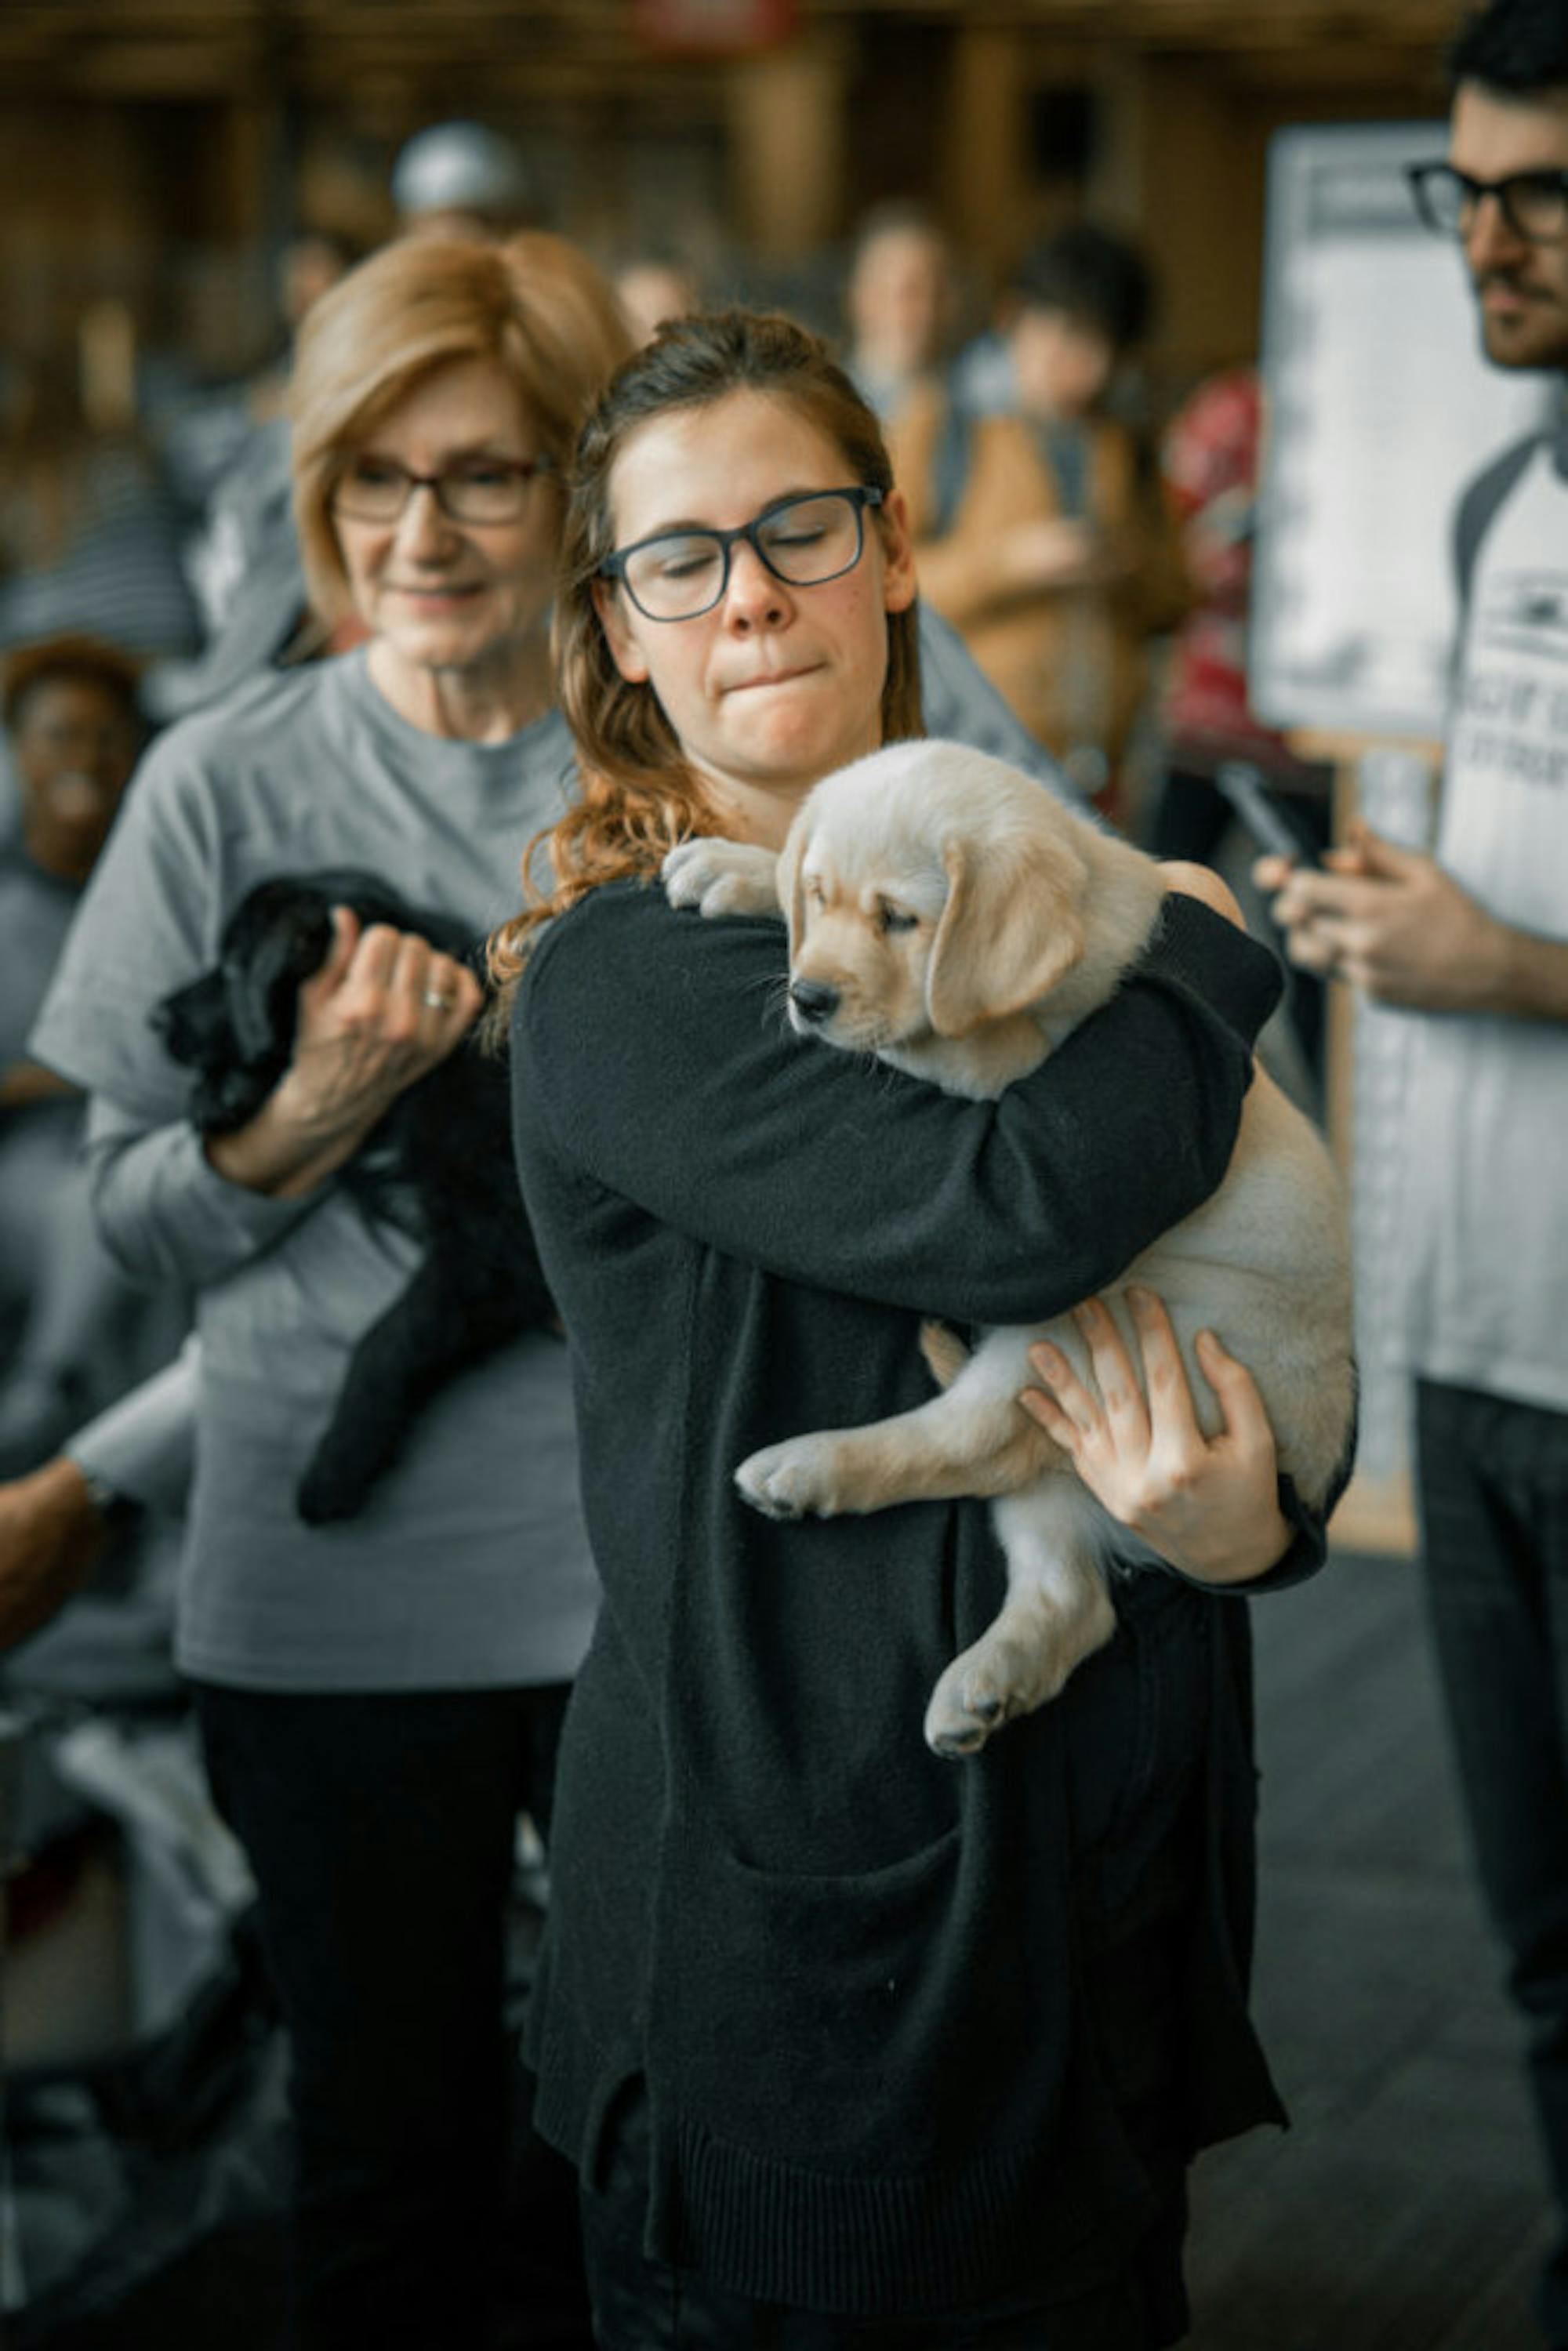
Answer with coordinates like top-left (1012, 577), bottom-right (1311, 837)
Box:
top-left (32, 648), bottom-right (601, 1693)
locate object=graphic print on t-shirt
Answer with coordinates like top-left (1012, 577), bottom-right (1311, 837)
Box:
top-left (1448, 453), bottom-right (1568, 841)
top-left (1451, 539), bottom-right (1568, 807)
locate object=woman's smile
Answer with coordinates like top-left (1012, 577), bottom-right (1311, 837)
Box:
top-left (390, 580), bottom-right (487, 604)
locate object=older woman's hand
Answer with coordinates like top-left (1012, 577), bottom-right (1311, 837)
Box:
top-left (1019, 1287), bottom-right (1294, 1586)
top-left (205, 905), bottom-right (482, 1199)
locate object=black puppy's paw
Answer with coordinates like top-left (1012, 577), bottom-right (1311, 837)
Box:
top-left (296, 1457), bottom-right (369, 1528)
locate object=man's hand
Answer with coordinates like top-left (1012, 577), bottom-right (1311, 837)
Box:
top-left (0, 1059), bottom-right (80, 1113)
top-left (0, 1457), bottom-right (107, 1649)
top-left (994, 517), bottom-right (1131, 597)
top-left (1254, 821), bottom-right (1511, 1011)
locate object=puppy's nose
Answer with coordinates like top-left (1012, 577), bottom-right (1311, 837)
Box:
top-left (789, 978), bottom-right (840, 1027)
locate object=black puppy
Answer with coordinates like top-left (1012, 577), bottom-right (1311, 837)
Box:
top-left (154, 868), bottom-right (555, 1526)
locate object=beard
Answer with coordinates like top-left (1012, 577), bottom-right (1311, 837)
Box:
top-left (1473, 269), bottom-right (1568, 372)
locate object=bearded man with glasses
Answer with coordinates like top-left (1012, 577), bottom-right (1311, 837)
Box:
top-left (1407, 154), bottom-right (1568, 251)
top-left (1260, 7), bottom-right (1568, 2342)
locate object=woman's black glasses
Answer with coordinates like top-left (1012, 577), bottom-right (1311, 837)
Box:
top-left (601, 487), bottom-right (884, 621)
top-left (332, 454), bottom-right (557, 526)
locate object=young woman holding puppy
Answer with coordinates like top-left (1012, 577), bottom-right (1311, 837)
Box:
top-left (495, 312), bottom-right (1338, 2349)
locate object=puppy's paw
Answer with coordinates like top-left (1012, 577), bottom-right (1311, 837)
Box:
top-left (662, 839), bottom-right (781, 920)
top-left (924, 1648), bottom-right (1025, 1759)
top-left (296, 1464), bottom-right (364, 1526)
top-left (924, 1581), bottom-right (1117, 1757)
top-left (735, 1436), bottom-right (844, 1521)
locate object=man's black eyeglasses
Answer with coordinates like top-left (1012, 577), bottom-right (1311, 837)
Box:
top-left (332, 453), bottom-right (557, 526)
top-left (1406, 161), bottom-right (1568, 244)
top-left (600, 487), bottom-right (884, 622)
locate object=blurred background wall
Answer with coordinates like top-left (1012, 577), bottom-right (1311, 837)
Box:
top-left (0, 0), bottom-right (1460, 408)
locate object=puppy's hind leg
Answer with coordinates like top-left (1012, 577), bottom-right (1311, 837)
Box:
top-left (296, 1250), bottom-right (528, 1524)
top-left (924, 1479), bottom-right (1117, 1758)
top-left (919, 1320), bottom-right (971, 1389)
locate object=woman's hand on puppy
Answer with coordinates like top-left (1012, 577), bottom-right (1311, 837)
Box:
top-left (288, 906), bottom-right (481, 1116)
top-left (206, 906), bottom-right (482, 1199)
top-left (1018, 1288), bottom-right (1294, 1586)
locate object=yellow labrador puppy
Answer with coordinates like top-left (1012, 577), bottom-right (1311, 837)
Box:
top-left (664, 739), bottom-right (1356, 1757)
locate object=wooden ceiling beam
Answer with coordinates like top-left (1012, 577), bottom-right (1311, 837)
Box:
top-left (0, 0), bottom-right (1456, 98)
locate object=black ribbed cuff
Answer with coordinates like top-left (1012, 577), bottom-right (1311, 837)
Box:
top-left (1146, 894), bottom-right (1286, 1050)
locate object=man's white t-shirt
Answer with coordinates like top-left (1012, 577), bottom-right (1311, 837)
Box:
top-left (1400, 434), bottom-right (1568, 1416)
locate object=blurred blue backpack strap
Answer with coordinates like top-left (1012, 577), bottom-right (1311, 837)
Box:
top-left (916, 602), bottom-right (1090, 813)
top-left (927, 380), bottom-right (976, 537)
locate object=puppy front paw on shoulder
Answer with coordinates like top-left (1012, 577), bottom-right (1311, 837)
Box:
top-left (662, 838), bottom-right (781, 920)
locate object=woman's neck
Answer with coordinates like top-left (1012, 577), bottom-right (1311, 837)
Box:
top-left (366, 633), bottom-right (554, 744)
top-left (707, 774), bottom-right (812, 851)
top-left (701, 731), bottom-right (884, 851)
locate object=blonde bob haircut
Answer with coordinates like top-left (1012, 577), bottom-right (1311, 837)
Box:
top-left (290, 230), bottom-right (633, 629)
top-left (487, 308), bottom-right (924, 1018)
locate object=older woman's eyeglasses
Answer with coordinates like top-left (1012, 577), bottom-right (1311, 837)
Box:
top-left (1406, 161), bottom-right (1568, 244)
top-left (332, 453), bottom-right (557, 526)
top-left (601, 487), bottom-right (884, 622)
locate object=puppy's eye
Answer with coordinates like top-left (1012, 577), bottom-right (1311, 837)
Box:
top-left (877, 903), bottom-right (919, 935)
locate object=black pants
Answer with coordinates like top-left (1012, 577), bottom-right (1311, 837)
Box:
top-left (194, 1678), bottom-right (582, 2351)
top-left (1416, 1379), bottom-right (1568, 2349)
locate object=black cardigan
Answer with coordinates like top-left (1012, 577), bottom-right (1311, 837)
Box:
top-left (510, 879), bottom-right (1320, 2317)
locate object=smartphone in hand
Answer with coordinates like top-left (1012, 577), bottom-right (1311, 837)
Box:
top-left (1216, 763), bottom-right (1323, 869)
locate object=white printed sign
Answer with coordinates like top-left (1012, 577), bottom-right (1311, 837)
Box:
top-left (1252, 119), bottom-right (1552, 743)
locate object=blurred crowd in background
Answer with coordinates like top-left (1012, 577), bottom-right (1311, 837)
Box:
top-left (0, 115), bottom-right (1330, 1504)
top-left (0, 88), bottom-right (1340, 2119)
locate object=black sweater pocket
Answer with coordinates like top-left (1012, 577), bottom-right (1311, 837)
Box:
top-left (652, 1822), bottom-right (967, 2171)
top-left (643, 1798), bottom-right (1156, 2315)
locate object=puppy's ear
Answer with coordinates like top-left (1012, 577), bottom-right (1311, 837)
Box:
top-left (154, 971), bottom-right (232, 1070)
top-left (927, 827), bottom-right (1088, 1036)
top-left (777, 810), bottom-right (811, 957)
top-left (238, 902), bottom-right (336, 1063)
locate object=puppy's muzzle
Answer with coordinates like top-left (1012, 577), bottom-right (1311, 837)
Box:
top-left (789, 978), bottom-right (840, 1029)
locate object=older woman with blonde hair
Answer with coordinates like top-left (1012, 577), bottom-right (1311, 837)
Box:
top-left (31, 230), bottom-right (630, 2351)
